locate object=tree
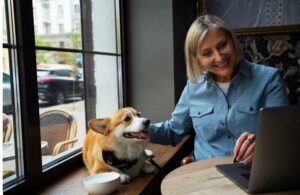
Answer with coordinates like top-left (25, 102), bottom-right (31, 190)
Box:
top-left (35, 37), bottom-right (52, 64)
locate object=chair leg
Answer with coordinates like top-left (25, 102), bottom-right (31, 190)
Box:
top-left (181, 152), bottom-right (194, 166)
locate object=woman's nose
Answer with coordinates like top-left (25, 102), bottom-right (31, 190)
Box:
top-left (214, 51), bottom-right (224, 62)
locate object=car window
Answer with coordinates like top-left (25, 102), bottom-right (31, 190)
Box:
top-left (37, 70), bottom-right (50, 77)
top-left (49, 70), bottom-right (59, 76)
top-left (3, 73), bottom-right (11, 84)
top-left (53, 69), bottom-right (71, 77)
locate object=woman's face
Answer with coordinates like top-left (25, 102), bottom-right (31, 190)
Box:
top-left (197, 28), bottom-right (237, 83)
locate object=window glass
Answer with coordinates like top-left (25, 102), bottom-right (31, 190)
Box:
top-left (85, 54), bottom-right (120, 117)
top-left (32, 0), bottom-right (82, 49)
top-left (2, 49), bottom-right (14, 120)
top-left (3, 47), bottom-right (19, 184)
top-left (35, 51), bottom-right (85, 167)
top-left (3, 2), bottom-right (8, 43)
top-left (3, 0), bottom-right (23, 186)
top-left (88, 0), bottom-right (117, 53)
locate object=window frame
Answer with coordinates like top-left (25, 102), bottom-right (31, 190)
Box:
top-left (3, 0), bottom-right (127, 193)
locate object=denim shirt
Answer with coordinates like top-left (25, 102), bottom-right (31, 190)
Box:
top-left (148, 59), bottom-right (289, 161)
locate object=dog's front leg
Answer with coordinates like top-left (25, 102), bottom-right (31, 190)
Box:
top-left (120, 173), bottom-right (131, 183)
top-left (142, 160), bottom-right (158, 174)
top-left (110, 167), bottom-right (131, 183)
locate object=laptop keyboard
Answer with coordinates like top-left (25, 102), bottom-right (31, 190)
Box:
top-left (241, 172), bottom-right (250, 180)
top-left (236, 163), bottom-right (251, 180)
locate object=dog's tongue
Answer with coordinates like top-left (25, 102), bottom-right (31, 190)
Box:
top-left (124, 130), bottom-right (150, 139)
top-left (137, 130), bottom-right (150, 139)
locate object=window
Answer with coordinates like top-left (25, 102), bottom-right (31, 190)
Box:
top-left (43, 3), bottom-right (50, 20)
top-left (3, 0), bottom-right (124, 193)
top-left (58, 23), bottom-right (64, 33)
top-left (74, 4), bottom-right (80, 14)
top-left (59, 41), bottom-right (64, 47)
top-left (3, 0), bottom-right (25, 187)
top-left (44, 22), bottom-right (51, 34)
top-left (57, 5), bottom-right (63, 17)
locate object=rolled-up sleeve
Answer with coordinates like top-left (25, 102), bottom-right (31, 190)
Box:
top-left (263, 70), bottom-right (290, 107)
top-left (148, 84), bottom-right (193, 146)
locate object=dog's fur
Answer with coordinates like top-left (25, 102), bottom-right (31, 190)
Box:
top-left (83, 107), bottom-right (157, 183)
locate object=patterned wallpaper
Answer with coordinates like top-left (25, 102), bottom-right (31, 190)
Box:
top-left (238, 32), bottom-right (300, 105)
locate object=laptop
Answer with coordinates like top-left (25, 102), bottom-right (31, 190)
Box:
top-left (216, 106), bottom-right (300, 194)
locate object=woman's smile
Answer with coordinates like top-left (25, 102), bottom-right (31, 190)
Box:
top-left (214, 58), bottom-right (229, 68)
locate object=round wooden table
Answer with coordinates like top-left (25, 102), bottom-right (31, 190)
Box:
top-left (161, 156), bottom-right (300, 195)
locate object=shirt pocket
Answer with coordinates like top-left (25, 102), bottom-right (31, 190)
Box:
top-left (189, 106), bottom-right (216, 141)
top-left (190, 106), bottom-right (213, 118)
top-left (237, 104), bottom-right (258, 115)
top-left (236, 103), bottom-right (259, 133)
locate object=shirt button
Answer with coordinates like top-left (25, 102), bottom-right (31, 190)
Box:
top-left (250, 107), bottom-right (254, 111)
top-left (198, 112), bottom-right (201, 115)
top-left (221, 122), bottom-right (225, 126)
top-left (228, 105), bottom-right (231, 109)
top-left (227, 135), bottom-right (232, 139)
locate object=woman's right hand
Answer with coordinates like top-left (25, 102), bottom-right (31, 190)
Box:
top-left (233, 132), bottom-right (256, 165)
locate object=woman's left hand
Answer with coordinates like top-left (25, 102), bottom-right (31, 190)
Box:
top-left (233, 132), bottom-right (256, 165)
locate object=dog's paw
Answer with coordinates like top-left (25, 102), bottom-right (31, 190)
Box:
top-left (142, 161), bottom-right (158, 174)
top-left (120, 173), bottom-right (131, 183)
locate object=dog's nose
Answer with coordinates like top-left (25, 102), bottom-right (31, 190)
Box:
top-left (143, 119), bottom-right (150, 128)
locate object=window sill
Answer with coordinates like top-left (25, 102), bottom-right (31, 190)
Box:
top-left (34, 135), bottom-right (193, 195)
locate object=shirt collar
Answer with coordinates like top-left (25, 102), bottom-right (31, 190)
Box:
top-left (238, 58), bottom-right (251, 78)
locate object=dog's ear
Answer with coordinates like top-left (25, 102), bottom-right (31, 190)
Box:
top-left (88, 118), bottom-right (110, 135)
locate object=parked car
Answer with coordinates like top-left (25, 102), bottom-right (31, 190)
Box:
top-left (3, 72), bottom-right (13, 114)
top-left (37, 65), bottom-right (84, 105)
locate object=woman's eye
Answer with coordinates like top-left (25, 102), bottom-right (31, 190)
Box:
top-left (218, 41), bottom-right (227, 49)
top-left (202, 51), bottom-right (211, 57)
top-left (124, 115), bottom-right (132, 122)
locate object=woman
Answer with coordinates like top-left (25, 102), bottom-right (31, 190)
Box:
top-left (148, 15), bottom-right (289, 165)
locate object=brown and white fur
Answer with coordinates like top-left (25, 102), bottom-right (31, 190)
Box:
top-left (83, 107), bottom-right (157, 183)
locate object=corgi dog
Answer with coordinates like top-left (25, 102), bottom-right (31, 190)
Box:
top-left (83, 107), bottom-right (157, 183)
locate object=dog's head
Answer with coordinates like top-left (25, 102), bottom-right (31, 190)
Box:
top-left (88, 107), bottom-right (150, 141)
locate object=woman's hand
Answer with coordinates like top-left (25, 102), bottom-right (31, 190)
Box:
top-left (233, 132), bottom-right (256, 165)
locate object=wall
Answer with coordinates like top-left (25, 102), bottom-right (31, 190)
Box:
top-left (124, 0), bottom-right (175, 122)
top-left (124, 0), bottom-right (197, 122)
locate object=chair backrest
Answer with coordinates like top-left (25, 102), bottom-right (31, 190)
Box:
top-left (3, 113), bottom-right (12, 142)
top-left (40, 109), bottom-right (77, 155)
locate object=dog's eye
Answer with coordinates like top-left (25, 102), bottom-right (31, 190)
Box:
top-left (124, 115), bottom-right (132, 122)
top-left (137, 112), bottom-right (141, 117)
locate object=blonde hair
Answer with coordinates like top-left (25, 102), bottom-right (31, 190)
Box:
top-left (184, 15), bottom-right (242, 83)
